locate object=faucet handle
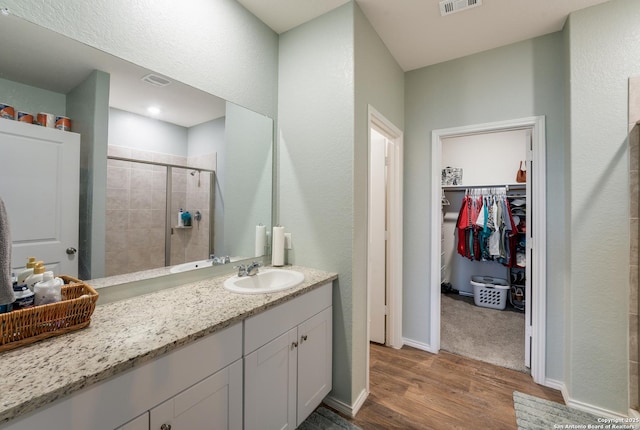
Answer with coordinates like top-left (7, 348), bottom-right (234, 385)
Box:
top-left (223, 256), bottom-right (231, 264)
top-left (234, 264), bottom-right (248, 277)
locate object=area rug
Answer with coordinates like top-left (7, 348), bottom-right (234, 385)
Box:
top-left (513, 391), bottom-right (611, 430)
top-left (298, 407), bottom-right (362, 430)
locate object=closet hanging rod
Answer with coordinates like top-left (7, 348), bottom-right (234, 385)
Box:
top-left (442, 183), bottom-right (525, 191)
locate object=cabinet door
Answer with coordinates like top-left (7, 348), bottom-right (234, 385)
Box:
top-left (244, 328), bottom-right (297, 430)
top-left (116, 412), bottom-right (148, 430)
top-left (297, 307), bottom-right (333, 426)
top-left (150, 359), bottom-right (242, 430)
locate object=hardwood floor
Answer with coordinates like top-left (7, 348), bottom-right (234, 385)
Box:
top-left (340, 343), bottom-right (564, 430)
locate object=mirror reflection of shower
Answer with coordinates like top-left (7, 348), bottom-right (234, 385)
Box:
top-left (105, 147), bottom-right (215, 277)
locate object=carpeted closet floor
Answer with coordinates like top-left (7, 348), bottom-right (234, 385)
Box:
top-left (440, 293), bottom-right (528, 373)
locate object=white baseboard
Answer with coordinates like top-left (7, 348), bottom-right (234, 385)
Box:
top-left (402, 338), bottom-right (438, 354)
top-left (546, 379), bottom-right (631, 419)
top-left (323, 389), bottom-right (369, 418)
top-left (544, 378), bottom-right (566, 393)
top-left (565, 397), bottom-right (629, 420)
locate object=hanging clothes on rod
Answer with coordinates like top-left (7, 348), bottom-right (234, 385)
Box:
top-left (455, 187), bottom-right (520, 267)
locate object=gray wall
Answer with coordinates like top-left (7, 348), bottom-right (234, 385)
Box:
top-left (404, 32), bottom-right (566, 381)
top-left (278, 3), bottom-right (356, 404)
top-left (565, 0), bottom-right (640, 414)
top-left (67, 70), bottom-right (110, 279)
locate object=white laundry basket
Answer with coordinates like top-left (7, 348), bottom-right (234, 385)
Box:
top-left (470, 276), bottom-right (509, 310)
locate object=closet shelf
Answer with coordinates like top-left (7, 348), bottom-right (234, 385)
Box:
top-left (442, 183), bottom-right (525, 191)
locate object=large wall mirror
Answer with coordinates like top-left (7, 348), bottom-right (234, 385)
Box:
top-left (0, 13), bottom-right (273, 282)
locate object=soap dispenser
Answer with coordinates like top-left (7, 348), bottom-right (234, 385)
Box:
top-left (178, 208), bottom-right (184, 227)
top-left (25, 262), bottom-right (45, 292)
top-left (17, 257), bottom-right (37, 286)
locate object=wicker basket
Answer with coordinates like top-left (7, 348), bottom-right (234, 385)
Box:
top-left (0, 275), bottom-right (99, 352)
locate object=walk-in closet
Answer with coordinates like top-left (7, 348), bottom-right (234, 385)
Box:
top-left (439, 128), bottom-right (530, 373)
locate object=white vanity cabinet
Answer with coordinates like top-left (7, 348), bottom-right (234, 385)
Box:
top-left (116, 413), bottom-right (149, 430)
top-left (243, 282), bottom-right (332, 430)
top-left (148, 360), bottom-right (242, 430)
top-left (1, 323), bottom-right (243, 430)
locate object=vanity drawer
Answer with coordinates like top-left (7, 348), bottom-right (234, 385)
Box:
top-left (244, 282), bottom-right (332, 355)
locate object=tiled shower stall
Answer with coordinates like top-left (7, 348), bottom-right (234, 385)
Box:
top-left (105, 145), bottom-right (214, 276)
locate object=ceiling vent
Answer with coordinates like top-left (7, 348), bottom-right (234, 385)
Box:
top-left (439, 0), bottom-right (482, 16)
top-left (141, 73), bottom-right (171, 87)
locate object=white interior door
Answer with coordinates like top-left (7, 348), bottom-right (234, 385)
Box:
top-left (0, 120), bottom-right (80, 276)
top-left (369, 129), bottom-right (387, 345)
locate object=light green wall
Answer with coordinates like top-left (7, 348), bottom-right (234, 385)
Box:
top-left (224, 102), bottom-right (273, 259)
top-left (353, 2), bottom-right (404, 403)
top-left (0, 77), bottom-right (66, 116)
top-left (565, 0), bottom-right (640, 414)
top-left (404, 32), bottom-right (566, 381)
top-left (278, 3), bottom-right (355, 404)
top-left (278, 1), bottom-right (404, 406)
top-left (2, 0), bottom-right (279, 118)
top-left (67, 70), bottom-right (110, 279)
top-left (108, 108), bottom-right (188, 157)
top-left (188, 118), bottom-right (226, 255)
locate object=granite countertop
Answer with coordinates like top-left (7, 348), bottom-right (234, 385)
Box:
top-left (0, 265), bottom-right (337, 426)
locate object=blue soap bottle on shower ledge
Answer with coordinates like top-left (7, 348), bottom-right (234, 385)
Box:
top-left (181, 211), bottom-right (192, 227)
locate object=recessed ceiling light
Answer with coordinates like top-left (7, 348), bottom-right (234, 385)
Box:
top-left (147, 106), bottom-right (161, 116)
top-left (141, 73), bottom-right (171, 87)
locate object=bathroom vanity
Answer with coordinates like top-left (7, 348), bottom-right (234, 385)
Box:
top-left (0, 266), bottom-right (336, 430)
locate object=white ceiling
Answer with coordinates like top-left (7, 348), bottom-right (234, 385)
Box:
top-left (237, 0), bottom-right (612, 71)
top-left (0, 1), bottom-right (613, 126)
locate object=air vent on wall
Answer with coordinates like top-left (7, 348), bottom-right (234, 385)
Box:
top-left (141, 73), bottom-right (172, 87)
top-left (439, 0), bottom-right (482, 16)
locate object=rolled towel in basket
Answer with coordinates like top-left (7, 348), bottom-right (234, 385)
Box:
top-left (0, 198), bottom-right (15, 305)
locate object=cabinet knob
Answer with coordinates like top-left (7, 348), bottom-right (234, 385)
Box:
top-left (291, 341), bottom-right (298, 350)
top-left (160, 424), bottom-right (172, 430)
top-left (300, 334), bottom-right (308, 343)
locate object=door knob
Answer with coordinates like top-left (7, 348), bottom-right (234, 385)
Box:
top-left (66, 247), bottom-right (77, 255)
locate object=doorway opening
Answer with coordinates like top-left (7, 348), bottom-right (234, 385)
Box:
top-left (430, 116), bottom-right (547, 385)
top-left (366, 106), bottom-right (404, 392)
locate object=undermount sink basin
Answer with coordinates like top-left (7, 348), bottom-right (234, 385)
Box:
top-left (224, 269), bottom-right (305, 294)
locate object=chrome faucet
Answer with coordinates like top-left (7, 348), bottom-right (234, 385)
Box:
top-left (246, 261), bottom-right (262, 276)
top-left (234, 264), bottom-right (248, 277)
top-left (209, 255), bottom-right (230, 265)
top-left (235, 261), bottom-right (262, 277)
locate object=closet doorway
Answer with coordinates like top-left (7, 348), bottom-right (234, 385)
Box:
top-left (430, 116), bottom-right (547, 385)
top-left (366, 106), bottom-right (403, 390)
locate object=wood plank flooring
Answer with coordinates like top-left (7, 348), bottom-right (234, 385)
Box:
top-left (339, 343), bottom-right (564, 430)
